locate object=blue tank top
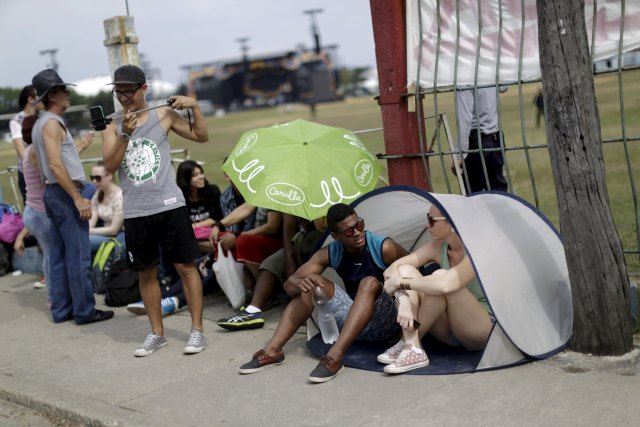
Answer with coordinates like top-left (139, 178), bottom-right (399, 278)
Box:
top-left (328, 231), bottom-right (387, 299)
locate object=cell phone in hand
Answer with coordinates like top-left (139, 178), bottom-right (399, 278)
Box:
top-left (89, 106), bottom-right (110, 131)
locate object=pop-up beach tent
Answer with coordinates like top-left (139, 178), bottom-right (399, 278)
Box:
top-left (307, 186), bottom-right (573, 374)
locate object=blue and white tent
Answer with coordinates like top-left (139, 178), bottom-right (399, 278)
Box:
top-left (308, 186), bottom-right (572, 373)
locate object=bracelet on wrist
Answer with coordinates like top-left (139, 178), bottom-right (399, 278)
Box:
top-left (212, 221), bottom-right (225, 231)
top-left (392, 289), bottom-right (408, 302)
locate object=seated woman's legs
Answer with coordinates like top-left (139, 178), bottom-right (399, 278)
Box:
top-left (440, 287), bottom-right (493, 350)
top-left (399, 264), bottom-right (491, 350)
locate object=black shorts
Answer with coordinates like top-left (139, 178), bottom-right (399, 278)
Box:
top-left (124, 207), bottom-right (201, 272)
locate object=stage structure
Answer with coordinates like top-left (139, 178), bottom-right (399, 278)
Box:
top-left (181, 46), bottom-right (342, 111)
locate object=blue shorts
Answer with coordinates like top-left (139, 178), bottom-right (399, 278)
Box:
top-left (328, 283), bottom-right (400, 342)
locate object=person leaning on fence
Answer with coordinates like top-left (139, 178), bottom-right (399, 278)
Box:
top-left (238, 203), bottom-right (409, 383)
top-left (379, 205), bottom-right (494, 374)
top-left (88, 161), bottom-right (125, 257)
top-left (100, 65), bottom-right (209, 357)
top-left (451, 86), bottom-right (508, 193)
top-left (9, 85), bottom-right (43, 204)
top-left (30, 69), bottom-right (114, 325)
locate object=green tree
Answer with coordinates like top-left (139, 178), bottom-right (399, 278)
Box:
top-left (337, 66), bottom-right (371, 97)
top-left (0, 87), bottom-right (21, 115)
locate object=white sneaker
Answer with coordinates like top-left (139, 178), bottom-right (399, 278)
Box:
top-left (383, 345), bottom-right (429, 374)
top-left (133, 333), bottom-right (167, 357)
top-left (377, 340), bottom-right (404, 364)
top-left (183, 329), bottom-right (207, 354)
top-left (127, 301), bottom-right (146, 315)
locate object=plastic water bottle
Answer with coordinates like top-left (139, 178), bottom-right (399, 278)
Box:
top-left (312, 286), bottom-right (339, 344)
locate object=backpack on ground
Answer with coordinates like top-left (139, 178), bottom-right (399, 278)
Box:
top-left (104, 257), bottom-right (141, 307)
top-left (91, 238), bottom-right (122, 294)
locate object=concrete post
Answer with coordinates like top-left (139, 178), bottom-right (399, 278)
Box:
top-left (103, 16), bottom-right (140, 112)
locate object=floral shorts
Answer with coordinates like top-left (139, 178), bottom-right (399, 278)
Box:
top-left (328, 282), bottom-right (400, 342)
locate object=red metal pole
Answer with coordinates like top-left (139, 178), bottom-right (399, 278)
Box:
top-left (369, 0), bottom-right (429, 190)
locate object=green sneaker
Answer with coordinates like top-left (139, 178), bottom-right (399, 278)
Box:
top-left (217, 307), bottom-right (265, 331)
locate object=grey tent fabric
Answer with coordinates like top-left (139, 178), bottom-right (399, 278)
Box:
top-left (309, 185), bottom-right (572, 371)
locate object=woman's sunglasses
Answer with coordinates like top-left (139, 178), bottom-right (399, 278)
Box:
top-left (90, 175), bottom-right (105, 182)
top-left (338, 218), bottom-right (365, 237)
top-left (427, 214), bottom-right (447, 227)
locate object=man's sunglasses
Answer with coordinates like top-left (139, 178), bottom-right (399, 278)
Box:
top-left (338, 218), bottom-right (365, 237)
top-left (427, 214), bottom-right (447, 227)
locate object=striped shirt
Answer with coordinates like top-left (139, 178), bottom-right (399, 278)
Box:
top-left (22, 145), bottom-right (45, 213)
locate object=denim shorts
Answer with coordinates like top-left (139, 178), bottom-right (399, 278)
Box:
top-left (328, 283), bottom-right (400, 342)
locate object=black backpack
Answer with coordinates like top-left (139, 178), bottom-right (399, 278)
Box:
top-left (104, 257), bottom-right (141, 307)
top-left (91, 238), bottom-right (122, 294)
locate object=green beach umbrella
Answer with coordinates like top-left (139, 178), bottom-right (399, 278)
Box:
top-left (222, 119), bottom-right (382, 220)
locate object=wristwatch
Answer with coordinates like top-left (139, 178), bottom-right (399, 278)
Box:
top-left (121, 131), bottom-right (131, 141)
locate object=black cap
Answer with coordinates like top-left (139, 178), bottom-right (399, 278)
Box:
top-left (31, 69), bottom-right (76, 104)
top-left (108, 64), bottom-right (146, 85)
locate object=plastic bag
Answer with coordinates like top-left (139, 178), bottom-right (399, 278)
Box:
top-left (212, 242), bottom-right (245, 309)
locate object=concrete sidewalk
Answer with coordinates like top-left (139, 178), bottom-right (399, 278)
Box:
top-left (0, 272), bottom-right (638, 427)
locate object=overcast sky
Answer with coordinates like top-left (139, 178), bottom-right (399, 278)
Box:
top-left (0, 0), bottom-right (377, 88)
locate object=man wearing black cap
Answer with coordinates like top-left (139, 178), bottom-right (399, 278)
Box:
top-left (30, 69), bottom-right (114, 325)
top-left (101, 64), bottom-right (209, 357)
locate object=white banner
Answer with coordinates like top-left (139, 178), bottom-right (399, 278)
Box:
top-left (407, 0), bottom-right (640, 88)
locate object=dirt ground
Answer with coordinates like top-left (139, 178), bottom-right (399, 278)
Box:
top-left (0, 399), bottom-right (76, 427)
top-left (541, 335), bottom-right (640, 376)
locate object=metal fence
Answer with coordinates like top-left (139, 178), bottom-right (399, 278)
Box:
top-left (379, 0), bottom-right (640, 270)
top-left (0, 148), bottom-right (190, 214)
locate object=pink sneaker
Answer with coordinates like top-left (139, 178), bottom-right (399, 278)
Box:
top-left (383, 345), bottom-right (429, 374)
top-left (377, 339), bottom-right (404, 364)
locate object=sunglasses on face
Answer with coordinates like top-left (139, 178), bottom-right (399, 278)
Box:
top-left (338, 218), bottom-right (365, 237)
top-left (112, 85), bottom-right (141, 98)
top-left (90, 175), bottom-right (105, 182)
top-left (427, 214), bottom-right (447, 227)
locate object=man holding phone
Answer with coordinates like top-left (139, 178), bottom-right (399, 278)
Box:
top-left (100, 65), bottom-right (209, 357)
top-left (30, 69), bottom-right (114, 325)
